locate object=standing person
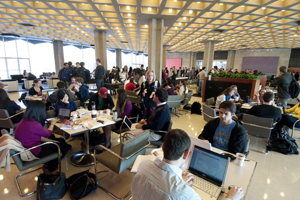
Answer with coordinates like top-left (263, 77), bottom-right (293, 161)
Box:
top-left (271, 66), bottom-right (293, 110)
top-left (162, 70), bottom-right (167, 83)
top-left (128, 67), bottom-right (133, 77)
top-left (95, 58), bottom-right (105, 91)
top-left (189, 67), bottom-right (195, 79)
top-left (140, 70), bottom-right (160, 119)
top-left (120, 65), bottom-right (128, 82)
top-left (29, 79), bottom-right (43, 96)
top-left (81, 62), bottom-right (91, 85)
top-left (140, 64), bottom-right (145, 74)
top-left (73, 62), bottom-right (86, 83)
top-left (15, 101), bottom-right (72, 173)
top-left (196, 67), bottom-right (207, 96)
top-left (58, 63), bottom-right (72, 88)
top-left (134, 69), bottom-right (146, 92)
top-left (74, 77), bottom-right (90, 107)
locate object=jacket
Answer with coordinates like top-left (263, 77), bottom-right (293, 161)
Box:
top-left (95, 65), bottom-right (105, 79)
top-left (271, 72), bottom-right (292, 99)
top-left (58, 67), bottom-right (72, 81)
top-left (198, 118), bottom-right (248, 154)
top-left (88, 92), bottom-right (115, 110)
top-left (75, 85), bottom-right (90, 103)
top-left (142, 103), bottom-right (171, 131)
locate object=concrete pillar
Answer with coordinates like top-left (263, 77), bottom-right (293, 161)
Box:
top-left (189, 52), bottom-right (197, 69)
top-left (148, 18), bottom-right (164, 82)
top-left (227, 50), bottom-right (236, 70)
top-left (116, 49), bottom-right (122, 68)
top-left (94, 30), bottom-right (107, 70)
top-left (203, 41), bottom-right (215, 71)
top-left (53, 40), bottom-right (64, 73)
top-left (162, 45), bottom-right (168, 71)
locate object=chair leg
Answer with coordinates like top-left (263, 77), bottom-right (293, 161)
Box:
top-left (97, 185), bottom-right (131, 200)
top-left (15, 167), bottom-right (42, 197)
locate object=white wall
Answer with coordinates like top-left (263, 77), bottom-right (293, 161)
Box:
top-left (233, 48), bottom-right (291, 74)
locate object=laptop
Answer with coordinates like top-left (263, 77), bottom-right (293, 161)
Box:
top-left (189, 145), bottom-right (230, 200)
top-left (57, 107), bottom-right (71, 123)
top-left (123, 116), bottom-right (132, 130)
top-left (47, 90), bottom-right (56, 97)
top-left (190, 136), bottom-right (212, 151)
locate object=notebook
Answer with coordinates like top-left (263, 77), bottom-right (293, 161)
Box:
top-left (189, 145), bottom-right (230, 200)
top-left (57, 107), bottom-right (71, 123)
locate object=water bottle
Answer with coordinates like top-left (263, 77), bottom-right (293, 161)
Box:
top-left (113, 110), bottom-right (118, 121)
top-left (278, 101), bottom-right (282, 107)
top-left (42, 95), bottom-right (45, 103)
top-left (92, 102), bottom-right (96, 110)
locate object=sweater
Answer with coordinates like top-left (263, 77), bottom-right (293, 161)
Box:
top-left (271, 72), bottom-right (292, 99)
top-left (125, 82), bottom-right (136, 91)
top-left (75, 85), bottom-right (90, 104)
top-left (117, 101), bottom-right (132, 118)
top-left (95, 65), bottom-right (105, 79)
top-left (142, 103), bottom-right (171, 131)
top-left (15, 119), bottom-right (52, 155)
top-left (198, 118), bottom-right (248, 154)
top-left (55, 100), bottom-right (77, 112)
top-left (285, 103), bottom-right (300, 119)
top-left (29, 86), bottom-right (43, 96)
top-left (88, 93), bottom-right (115, 110)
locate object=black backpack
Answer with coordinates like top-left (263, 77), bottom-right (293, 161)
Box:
top-left (191, 102), bottom-right (202, 115)
top-left (289, 76), bottom-right (300, 98)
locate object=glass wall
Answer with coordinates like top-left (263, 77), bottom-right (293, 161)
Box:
top-left (107, 50), bottom-right (116, 70)
top-left (121, 52), bottom-right (148, 69)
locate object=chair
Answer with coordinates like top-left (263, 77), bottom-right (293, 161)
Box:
top-left (167, 95), bottom-right (182, 118)
top-left (150, 120), bottom-right (173, 147)
top-left (0, 109), bottom-right (23, 134)
top-left (126, 91), bottom-right (141, 108)
top-left (202, 104), bottom-right (218, 122)
top-left (290, 119), bottom-right (300, 139)
top-left (10, 142), bottom-right (61, 197)
top-left (206, 97), bottom-right (216, 107)
top-left (244, 138), bottom-right (251, 157)
top-left (178, 91), bottom-right (193, 115)
top-left (94, 130), bottom-right (150, 200)
top-left (242, 114), bottom-right (273, 154)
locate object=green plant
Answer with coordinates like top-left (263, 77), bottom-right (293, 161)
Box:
top-left (209, 72), bottom-right (259, 80)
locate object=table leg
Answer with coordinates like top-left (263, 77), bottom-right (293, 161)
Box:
top-left (70, 131), bottom-right (96, 167)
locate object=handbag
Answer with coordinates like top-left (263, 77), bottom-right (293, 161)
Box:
top-left (36, 172), bottom-right (67, 200)
top-left (66, 169), bottom-right (97, 200)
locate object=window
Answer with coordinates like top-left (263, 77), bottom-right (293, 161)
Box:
top-left (107, 50), bottom-right (116, 70)
top-left (83, 47), bottom-right (95, 72)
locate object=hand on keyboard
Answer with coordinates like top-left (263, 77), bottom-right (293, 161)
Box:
top-left (182, 172), bottom-right (194, 186)
top-left (226, 186), bottom-right (244, 200)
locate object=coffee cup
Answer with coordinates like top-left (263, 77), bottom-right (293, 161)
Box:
top-left (72, 113), bottom-right (78, 119)
top-left (99, 110), bottom-right (103, 116)
top-left (106, 109), bottom-right (110, 115)
top-left (236, 153), bottom-right (245, 166)
top-left (91, 110), bottom-right (97, 120)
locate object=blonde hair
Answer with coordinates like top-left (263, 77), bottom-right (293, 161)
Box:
top-left (146, 69), bottom-right (156, 83)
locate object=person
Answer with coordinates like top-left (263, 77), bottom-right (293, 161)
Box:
top-left (171, 69), bottom-right (176, 85)
top-left (134, 69), bottom-right (145, 91)
top-left (163, 78), bottom-right (175, 95)
top-left (199, 101), bottom-right (248, 154)
top-left (189, 67), bottom-right (195, 79)
top-left (88, 87), bottom-right (114, 110)
top-left (246, 92), bottom-right (282, 124)
top-left (50, 72), bottom-right (58, 78)
top-left (125, 77), bottom-right (136, 91)
top-left (55, 89), bottom-right (77, 112)
top-left (131, 129), bottom-right (245, 200)
top-left (275, 99), bottom-right (300, 131)
top-left (73, 62), bottom-right (87, 84)
top-left (81, 62), bottom-right (91, 85)
top-left (47, 81), bottom-right (75, 104)
top-left (58, 62), bottom-right (72, 88)
top-left (120, 65), bottom-right (128, 82)
top-left (0, 89), bottom-right (24, 125)
top-left (108, 68), bottom-right (120, 83)
top-left (136, 88), bottom-right (171, 141)
top-left (95, 58), bottom-right (105, 91)
top-left (162, 70), bottom-right (167, 83)
top-left (67, 76), bottom-right (77, 93)
top-left (0, 82), bottom-right (8, 96)
top-left (128, 66), bottom-right (133, 77)
top-left (271, 66), bottom-right (293, 110)
top-left (175, 80), bottom-right (188, 102)
top-left (214, 66), bottom-right (219, 74)
top-left (196, 67), bottom-right (207, 96)
top-left (231, 85), bottom-right (241, 102)
top-left (74, 77), bottom-right (90, 107)
top-left (140, 70), bottom-right (160, 119)
top-left (28, 79), bottom-right (43, 96)
top-left (215, 87), bottom-right (235, 109)
top-left (15, 101), bottom-right (72, 173)
top-left (140, 64), bottom-right (145, 74)
top-left (253, 88), bottom-right (267, 105)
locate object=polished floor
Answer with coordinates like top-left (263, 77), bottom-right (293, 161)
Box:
top-left (1, 89), bottom-right (300, 200)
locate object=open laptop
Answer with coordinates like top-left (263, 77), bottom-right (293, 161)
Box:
top-left (47, 90), bottom-right (56, 97)
top-left (57, 107), bottom-right (71, 123)
top-left (189, 145), bottom-right (230, 200)
top-left (123, 115), bottom-right (132, 130)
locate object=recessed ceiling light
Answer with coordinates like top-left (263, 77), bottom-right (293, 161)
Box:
top-left (126, 6), bottom-right (130, 10)
top-left (148, 7), bottom-right (152, 11)
top-left (219, 3), bottom-right (223, 5)
top-left (183, 17), bottom-right (187, 20)
top-left (169, 9), bottom-right (172, 12)
top-left (71, 24), bottom-right (74, 26)
top-left (101, 26), bottom-right (104, 28)
top-left (174, 0), bottom-right (177, 1)
top-left (241, 5), bottom-right (245, 7)
top-left (118, 30), bottom-right (120, 32)
top-left (129, 24), bottom-right (132, 26)
top-left (77, 28), bottom-right (79, 30)
top-left (128, 13), bottom-right (131, 16)
top-left (189, 10), bottom-right (193, 14)
top-left (265, 16), bottom-right (268, 18)
top-left (229, 13), bottom-right (232, 14)
top-left (86, 25), bottom-right (89, 27)
top-left (179, 22), bottom-right (182, 25)
top-left (145, 24), bottom-right (148, 27)
top-left (197, 1), bottom-right (200, 3)
top-left (129, 19), bottom-right (131, 22)
top-left (175, 27), bottom-right (178, 29)
top-left (294, 34), bottom-right (297, 36)
top-left (36, 1), bottom-right (39, 2)
top-left (262, 7), bottom-right (266, 9)
top-left (81, 3), bottom-right (85, 5)
top-left (282, 10), bottom-right (285, 11)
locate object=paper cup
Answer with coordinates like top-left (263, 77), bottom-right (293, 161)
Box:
top-left (106, 109), bottom-right (110, 115)
top-left (99, 110), bottom-right (103, 116)
top-left (236, 153), bottom-right (245, 166)
top-left (72, 113), bottom-right (78, 119)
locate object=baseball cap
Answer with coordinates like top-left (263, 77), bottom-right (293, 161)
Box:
top-left (99, 87), bottom-right (108, 98)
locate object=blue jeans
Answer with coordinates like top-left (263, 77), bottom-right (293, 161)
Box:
top-left (96, 79), bottom-right (104, 91)
top-left (275, 114), bottom-right (300, 130)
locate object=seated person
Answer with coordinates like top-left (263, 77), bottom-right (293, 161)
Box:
top-left (15, 100), bottom-right (72, 173)
top-left (0, 89), bottom-right (24, 124)
top-left (253, 88), bottom-right (266, 105)
top-left (47, 81), bottom-right (75, 104)
top-left (215, 87), bottom-right (235, 108)
top-left (175, 80), bottom-right (188, 101)
top-left (0, 82), bottom-right (8, 94)
top-left (67, 77), bottom-right (77, 93)
top-left (231, 85), bottom-right (242, 103)
top-left (55, 89), bottom-right (77, 112)
top-left (74, 77), bottom-right (90, 107)
top-left (246, 92), bottom-right (282, 124)
top-left (136, 88), bottom-right (171, 141)
top-left (275, 99), bottom-right (300, 132)
top-left (125, 77), bottom-right (136, 91)
top-left (131, 129), bottom-right (244, 200)
top-left (198, 101), bottom-right (248, 154)
top-left (163, 78), bottom-right (175, 95)
top-left (88, 87), bottom-right (114, 110)
top-left (29, 79), bottom-right (43, 96)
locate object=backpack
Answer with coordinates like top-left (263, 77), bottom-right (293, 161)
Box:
top-left (267, 129), bottom-right (299, 155)
top-left (191, 102), bottom-right (202, 115)
top-left (289, 76), bottom-right (300, 98)
top-left (61, 68), bottom-right (71, 81)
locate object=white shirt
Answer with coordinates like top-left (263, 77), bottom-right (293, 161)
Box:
top-left (131, 158), bottom-right (201, 200)
top-left (179, 86), bottom-right (188, 101)
top-left (215, 94), bottom-right (226, 109)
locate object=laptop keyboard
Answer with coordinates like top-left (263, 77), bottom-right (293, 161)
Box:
top-left (193, 176), bottom-right (221, 197)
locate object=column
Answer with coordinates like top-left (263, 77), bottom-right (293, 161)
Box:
top-left (116, 49), bottom-right (122, 68)
top-left (189, 52), bottom-right (197, 69)
top-left (162, 45), bottom-right (168, 71)
top-left (203, 41), bottom-right (215, 71)
top-left (227, 50), bottom-right (236, 70)
top-left (94, 30), bottom-right (107, 70)
top-left (148, 18), bottom-right (164, 82)
top-left (53, 40), bottom-right (64, 73)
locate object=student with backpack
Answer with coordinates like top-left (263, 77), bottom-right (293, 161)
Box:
top-left (58, 62), bottom-right (72, 88)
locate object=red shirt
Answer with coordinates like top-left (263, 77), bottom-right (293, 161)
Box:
top-left (125, 82), bottom-right (136, 91)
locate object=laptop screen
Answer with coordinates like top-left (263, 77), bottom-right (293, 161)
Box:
top-left (47, 90), bottom-right (55, 96)
top-left (58, 107), bottom-right (71, 119)
top-left (189, 145), bottom-right (229, 186)
top-left (123, 116), bottom-right (132, 130)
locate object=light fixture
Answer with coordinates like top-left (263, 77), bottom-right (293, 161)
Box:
top-left (71, 24), bottom-right (74, 26)
top-left (129, 24), bottom-right (132, 26)
top-left (262, 7), bottom-right (266, 9)
top-left (179, 22), bottom-right (182, 25)
top-left (128, 13), bottom-right (131, 16)
top-left (183, 17), bottom-right (187, 20)
top-left (86, 25), bottom-right (89, 27)
top-left (282, 10), bottom-right (285, 11)
top-left (148, 7), bottom-right (152, 11)
top-left (175, 27), bottom-right (177, 29)
top-left (81, 3), bottom-right (85, 4)
top-left (101, 26), bottom-right (104, 28)
top-left (118, 30), bottom-right (120, 32)
top-left (294, 34), bottom-right (297, 36)
top-left (229, 12), bottom-right (232, 14)
top-left (145, 24), bottom-right (148, 27)
top-left (189, 10), bottom-right (193, 14)
top-left (241, 5), bottom-right (245, 7)
top-left (169, 9), bottom-right (172, 12)
top-left (174, 0), bottom-right (177, 1)
top-left (77, 28), bottom-right (79, 30)
top-left (116, 27), bottom-right (118, 29)
top-left (129, 19), bottom-right (131, 22)
top-left (126, 6), bottom-right (130, 10)
top-left (219, 3), bottom-right (223, 5)
top-left (197, 1), bottom-right (200, 3)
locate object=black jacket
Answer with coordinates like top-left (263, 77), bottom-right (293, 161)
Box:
top-left (271, 72), bottom-right (292, 99)
top-left (95, 65), bottom-right (105, 79)
top-left (88, 93), bottom-right (114, 110)
top-left (246, 104), bottom-right (282, 124)
top-left (75, 85), bottom-right (90, 104)
top-left (142, 103), bottom-right (171, 131)
top-left (198, 118), bottom-right (248, 154)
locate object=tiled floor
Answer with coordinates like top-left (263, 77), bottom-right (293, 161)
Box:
top-left (1, 90), bottom-right (300, 200)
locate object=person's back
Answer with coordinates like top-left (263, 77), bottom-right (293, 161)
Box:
top-left (247, 104), bottom-right (282, 123)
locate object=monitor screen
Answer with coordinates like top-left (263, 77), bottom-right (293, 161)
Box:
top-left (58, 107), bottom-right (71, 118)
top-left (123, 116), bottom-right (132, 130)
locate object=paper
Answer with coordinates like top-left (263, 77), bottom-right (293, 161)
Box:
top-left (131, 155), bottom-right (156, 173)
top-left (60, 124), bottom-right (72, 130)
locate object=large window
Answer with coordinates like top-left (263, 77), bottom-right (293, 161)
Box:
top-left (107, 50), bottom-right (116, 70)
top-left (121, 52), bottom-right (148, 69)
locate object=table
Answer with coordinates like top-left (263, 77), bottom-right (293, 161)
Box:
top-left (104, 83), bottom-right (124, 95)
top-left (55, 111), bottom-right (115, 167)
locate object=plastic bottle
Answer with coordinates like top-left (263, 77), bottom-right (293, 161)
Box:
top-left (92, 102), bottom-right (96, 110)
top-left (42, 95), bottom-right (45, 103)
top-left (278, 101), bottom-right (282, 107)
